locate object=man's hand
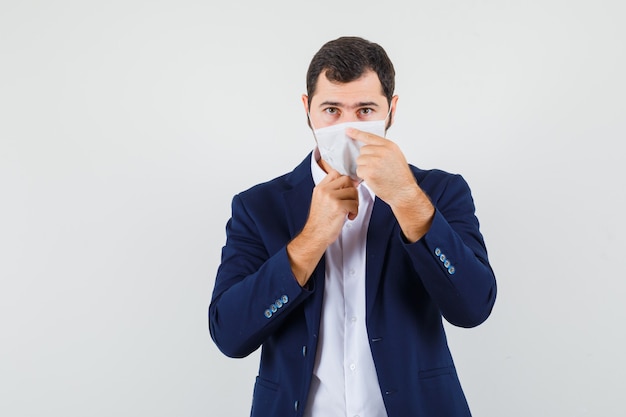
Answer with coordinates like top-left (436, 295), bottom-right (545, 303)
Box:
top-left (287, 169), bottom-right (358, 285)
top-left (349, 127), bottom-right (417, 206)
top-left (348, 127), bottom-right (435, 243)
top-left (305, 169), bottom-right (359, 246)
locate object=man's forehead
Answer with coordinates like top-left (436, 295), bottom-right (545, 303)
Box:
top-left (316, 70), bottom-right (382, 88)
top-left (311, 71), bottom-right (386, 107)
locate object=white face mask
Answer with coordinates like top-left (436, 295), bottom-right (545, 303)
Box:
top-left (310, 116), bottom-right (388, 180)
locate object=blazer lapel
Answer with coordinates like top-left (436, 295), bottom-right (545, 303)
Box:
top-left (365, 198), bottom-right (396, 320)
top-left (281, 153), bottom-right (326, 338)
top-left (283, 181), bottom-right (313, 242)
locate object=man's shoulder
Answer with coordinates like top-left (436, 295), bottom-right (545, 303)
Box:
top-left (239, 171), bottom-right (292, 197)
top-left (409, 164), bottom-right (462, 182)
top-left (236, 153), bottom-right (313, 200)
top-left (408, 164), bottom-right (471, 195)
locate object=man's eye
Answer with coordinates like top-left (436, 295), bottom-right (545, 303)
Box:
top-left (325, 108), bottom-right (338, 114)
top-left (360, 108), bottom-right (373, 115)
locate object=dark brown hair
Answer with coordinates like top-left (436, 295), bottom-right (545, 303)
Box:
top-left (306, 36), bottom-right (396, 108)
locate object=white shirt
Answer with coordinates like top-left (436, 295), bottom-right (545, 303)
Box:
top-left (304, 150), bottom-right (388, 417)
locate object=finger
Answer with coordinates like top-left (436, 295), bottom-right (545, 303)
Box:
top-left (331, 185), bottom-right (358, 213)
top-left (346, 127), bottom-right (386, 145)
top-left (319, 168), bottom-right (342, 184)
top-left (320, 168), bottom-right (356, 188)
top-left (334, 185), bottom-right (359, 201)
top-left (343, 198), bottom-right (359, 220)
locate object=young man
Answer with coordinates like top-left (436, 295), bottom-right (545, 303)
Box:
top-left (209, 36), bottom-right (497, 417)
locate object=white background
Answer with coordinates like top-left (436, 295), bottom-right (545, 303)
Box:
top-left (1, 1), bottom-right (625, 416)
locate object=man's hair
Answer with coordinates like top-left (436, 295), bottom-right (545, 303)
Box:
top-left (306, 36), bottom-right (396, 108)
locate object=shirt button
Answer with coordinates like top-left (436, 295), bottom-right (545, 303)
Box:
top-left (349, 363), bottom-right (356, 371)
top-left (349, 268), bottom-right (356, 276)
top-left (345, 222), bottom-right (353, 229)
top-left (351, 317), bottom-right (357, 323)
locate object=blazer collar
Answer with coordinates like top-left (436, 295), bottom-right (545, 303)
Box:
top-left (282, 152), bottom-right (316, 238)
top-left (365, 199), bottom-right (396, 320)
top-left (281, 152), bottom-right (326, 338)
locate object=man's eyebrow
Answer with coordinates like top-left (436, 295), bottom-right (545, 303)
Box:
top-left (317, 101), bottom-right (381, 109)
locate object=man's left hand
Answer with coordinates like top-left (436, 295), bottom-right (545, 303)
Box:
top-left (348, 127), bottom-right (435, 242)
top-left (348, 127), bottom-right (417, 206)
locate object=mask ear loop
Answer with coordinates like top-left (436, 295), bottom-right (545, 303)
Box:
top-left (307, 112), bottom-right (320, 144)
top-left (383, 105), bottom-right (393, 136)
top-left (307, 112), bottom-right (317, 130)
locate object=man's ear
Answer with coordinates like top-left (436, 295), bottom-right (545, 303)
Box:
top-left (387, 95), bottom-right (399, 130)
top-left (302, 94), bottom-right (311, 129)
top-left (302, 94), bottom-right (310, 113)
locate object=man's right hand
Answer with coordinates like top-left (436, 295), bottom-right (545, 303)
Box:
top-left (286, 169), bottom-right (359, 286)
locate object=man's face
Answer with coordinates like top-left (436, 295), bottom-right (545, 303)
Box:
top-left (303, 69), bottom-right (396, 130)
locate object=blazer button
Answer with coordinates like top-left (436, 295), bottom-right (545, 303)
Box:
top-left (435, 247), bottom-right (442, 256)
top-left (264, 309), bottom-right (272, 318)
top-left (270, 304), bottom-right (278, 313)
top-left (281, 295), bottom-right (289, 304)
top-left (448, 266), bottom-right (456, 275)
top-left (294, 400), bottom-right (299, 411)
top-left (302, 345), bottom-right (307, 357)
top-left (275, 299), bottom-right (283, 308)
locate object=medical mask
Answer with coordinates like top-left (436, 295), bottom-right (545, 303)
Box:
top-left (310, 116), bottom-right (388, 180)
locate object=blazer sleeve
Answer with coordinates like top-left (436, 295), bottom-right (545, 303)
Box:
top-left (405, 172), bottom-right (497, 328)
top-left (209, 193), bottom-right (312, 358)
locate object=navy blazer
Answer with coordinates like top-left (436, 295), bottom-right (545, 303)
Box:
top-left (209, 153), bottom-right (497, 417)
